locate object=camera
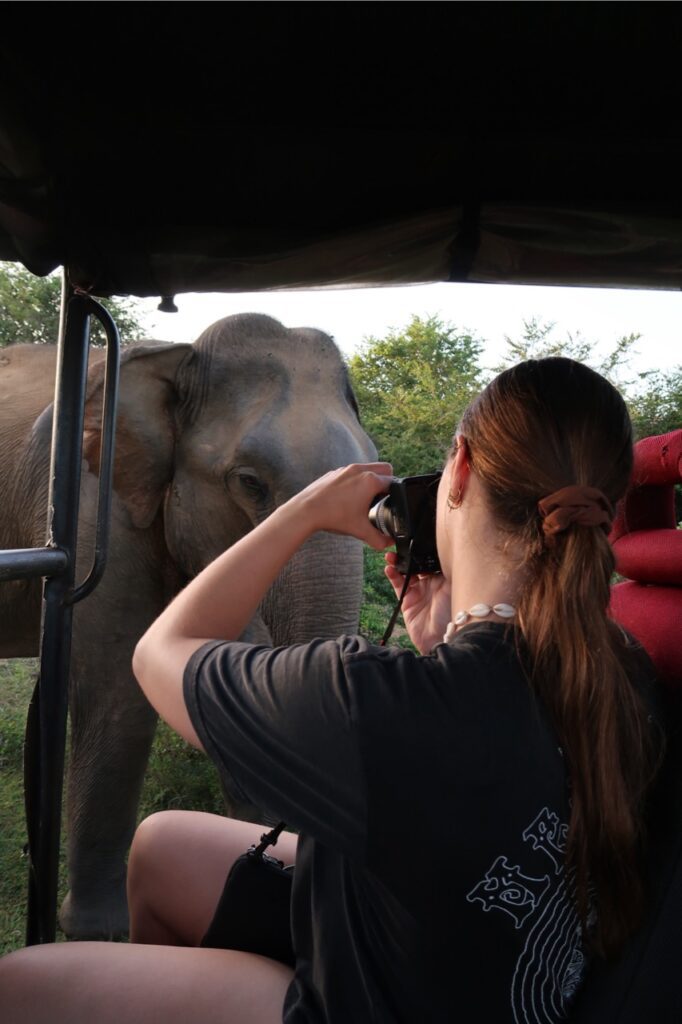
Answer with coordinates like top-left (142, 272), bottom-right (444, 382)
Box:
top-left (369, 472), bottom-right (442, 575)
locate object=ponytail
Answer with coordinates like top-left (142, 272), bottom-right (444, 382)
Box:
top-left (460, 357), bottom-right (662, 958)
top-left (518, 525), bottom-right (659, 956)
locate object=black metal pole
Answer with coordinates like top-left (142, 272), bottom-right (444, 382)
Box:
top-left (69, 300), bottom-right (120, 605)
top-left (25, 281), bottom-right (91, 945)
top-left (0, 548), bottom-right (68, 582)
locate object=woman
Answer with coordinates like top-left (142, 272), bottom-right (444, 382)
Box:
top-left (0, 358), bottom-right (663, 1023)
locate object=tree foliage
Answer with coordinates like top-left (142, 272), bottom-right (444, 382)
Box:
top-left (348, 315), bottom-right (485, 475)
top-left (496, 317), bottom-right (682, 441)
top-left (627, 367), bottom-right (682, 440)
top-left (0, 263), bottom-right (147, 348)
top-left (494, 316), bottom-right (643, 385)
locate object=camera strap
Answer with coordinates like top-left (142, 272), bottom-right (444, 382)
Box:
top-left (250, 820), bottom-right (288, 859)
top-left (380, 539), bottom-right (416, 646)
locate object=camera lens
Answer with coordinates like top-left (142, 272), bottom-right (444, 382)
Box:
top-left (368, 496), bottom-right (403, 538)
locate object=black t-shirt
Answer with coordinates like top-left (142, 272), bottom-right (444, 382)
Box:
top-left (183, 623), bottom-right (593, 1023)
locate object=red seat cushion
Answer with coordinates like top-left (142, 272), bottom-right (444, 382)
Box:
top-left (614, 530), bottom-right (682, 586)
top-left (608, 429), bottom-right (682, 691)
top-left (610, 581), bottom-right (682, 690)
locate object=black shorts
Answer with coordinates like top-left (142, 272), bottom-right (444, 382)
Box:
top-left (200, 856), bottom-right (295, 967)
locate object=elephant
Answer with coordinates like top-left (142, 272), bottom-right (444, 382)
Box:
top-left (0, 313), bottom-right (376, 939)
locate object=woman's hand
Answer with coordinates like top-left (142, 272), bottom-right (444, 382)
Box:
top-left (385, 552), bottom-right (452, 654)
top-left (292, 462), bottom-right (396, 550)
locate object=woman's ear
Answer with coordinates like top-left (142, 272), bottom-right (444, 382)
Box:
top-left (449, 435), bottom-right (471, 506)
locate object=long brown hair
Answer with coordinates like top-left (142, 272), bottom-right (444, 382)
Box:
top-left (460, 357), bottom-right (661, 958)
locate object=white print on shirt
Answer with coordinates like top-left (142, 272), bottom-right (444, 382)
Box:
top-left (523, 809), bottom-right (569, 875)
top-left (466, 807), bottom-right (585, 1024)
top-left (510, 877), bottom-right (585, 1024)
top-left (466, 857), bottom-right (550, 929)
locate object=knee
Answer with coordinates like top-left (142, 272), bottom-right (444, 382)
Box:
top-left (127, 811), bottom-right (179, 904)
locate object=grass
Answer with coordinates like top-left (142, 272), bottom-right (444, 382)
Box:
top-left (0, 658), bottom-right (39, 952)
top-left (0, 575), bottom-right (408, 953)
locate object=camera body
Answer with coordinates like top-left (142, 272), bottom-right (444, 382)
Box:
top-left (369, 472), bottom-right (442, 575)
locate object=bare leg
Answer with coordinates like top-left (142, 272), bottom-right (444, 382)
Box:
top-left (127, 811), bottom-right (298, 946)
top-left (0, 942), bottom-right (293, 1024)
top-left (0, 812), bottom-right (298, 1023)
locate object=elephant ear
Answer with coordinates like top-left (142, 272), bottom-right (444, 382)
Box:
top-left (83, 342), bottom-right (193, 529)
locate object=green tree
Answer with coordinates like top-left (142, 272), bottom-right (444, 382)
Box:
top-left (0, 263), bottom-right (147, 347)
top-left (496, 317), bottom-right (682, 440)
top-left (495, 316), bottom-right (643, 387)
top-left (627, 367), bottom-right (682, 440)
top-left (348, 315), bottom-right (485, 474)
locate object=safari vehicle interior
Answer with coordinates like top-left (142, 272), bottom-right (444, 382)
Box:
top-left (0, 7), bottom-right (680, 1021)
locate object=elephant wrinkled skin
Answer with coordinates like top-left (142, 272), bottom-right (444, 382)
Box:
top-left (0, 314), bottom-right (376, 939)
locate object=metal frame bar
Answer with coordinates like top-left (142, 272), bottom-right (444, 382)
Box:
top-left (0, 549), bottom-right (68, 582)
top-left (25, 285), bottom-right (90, 944)
top-left (69, 300), bottom-right (120, 605)
top-left (0, 275), bottom-right (120, 945)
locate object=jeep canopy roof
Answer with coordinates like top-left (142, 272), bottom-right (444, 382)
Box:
top-left (1, 5), bottom-right (681, 298)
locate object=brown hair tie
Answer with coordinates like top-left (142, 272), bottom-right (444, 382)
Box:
top-left (538, 485), bottom-right (614, 540)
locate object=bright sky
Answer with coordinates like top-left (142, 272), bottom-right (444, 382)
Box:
top-left (136, 282), bottom-right (682, 379)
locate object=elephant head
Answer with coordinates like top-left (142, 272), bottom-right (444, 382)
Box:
top-left (82, 313), bottom-right (376, 643)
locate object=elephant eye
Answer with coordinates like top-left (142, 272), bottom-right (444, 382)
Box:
top-left (233, 470), bottom-right (268, 503)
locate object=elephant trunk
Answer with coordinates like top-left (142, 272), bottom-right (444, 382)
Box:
top-left (261, 531), bottom-right (365, 645)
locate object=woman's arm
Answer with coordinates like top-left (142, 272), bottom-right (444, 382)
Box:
top-left (132, 463), bottom-right (393, 747)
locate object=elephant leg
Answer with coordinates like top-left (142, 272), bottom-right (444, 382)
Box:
top-left (59, 647), bottom-right (158, 940)
top-left (54, 500), bottom-right (174, 940)
top-left (59, 524), bottom-right (167, 940)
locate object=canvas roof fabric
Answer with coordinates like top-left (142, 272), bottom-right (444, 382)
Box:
top-left (1, 5), bottom-right (682, 298)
